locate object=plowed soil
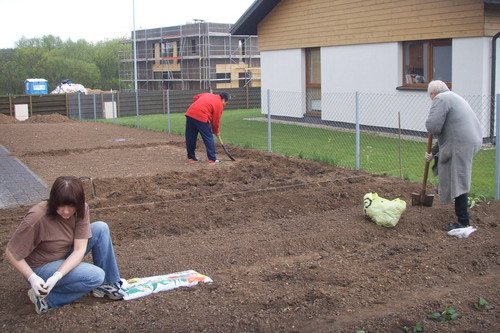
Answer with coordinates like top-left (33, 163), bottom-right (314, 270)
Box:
top-left (0, 114), bottom-right (499, 333)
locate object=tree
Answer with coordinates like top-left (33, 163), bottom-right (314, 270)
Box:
top-left (0, 35), bottom-right (126, 95)
top-left (41, 56), bottom-right (101, 90)
top-left (93, 40), bottom-right (127, 90)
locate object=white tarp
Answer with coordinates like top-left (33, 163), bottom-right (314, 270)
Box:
top-left (119, 270), bottom-right (213, 301)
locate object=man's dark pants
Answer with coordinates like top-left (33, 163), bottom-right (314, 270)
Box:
top-left (185, 116), bottom-right (216, 161)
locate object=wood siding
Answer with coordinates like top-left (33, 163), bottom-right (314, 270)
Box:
top-left (258, 0), bottom-right (500, 51)
top-left (485, 4), bottom-right (500, 35)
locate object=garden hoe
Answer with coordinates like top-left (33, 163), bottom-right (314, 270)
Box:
top-left (412, 133), bottom-right (434, 207)
top-left (216, 134), bottom-right (236, 161)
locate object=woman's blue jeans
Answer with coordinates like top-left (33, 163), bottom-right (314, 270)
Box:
top-left (31, 221), bottom-right (121, 309)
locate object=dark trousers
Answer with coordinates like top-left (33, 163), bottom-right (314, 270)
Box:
top-left (185, 116), bottom-right (216, 161)
top-left (455, 193), bottom-right (469, 225)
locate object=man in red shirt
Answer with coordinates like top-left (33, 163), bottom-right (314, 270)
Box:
top-left (185, 92), bottom-right (230, 164)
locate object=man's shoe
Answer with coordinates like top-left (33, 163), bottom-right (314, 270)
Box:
top-left (92, 282), bottom-right (124, 300)
top-left (443, 222), bottom-right (468, 231)
top-left (209, 160), bottom-right (222, 164)
top-left (28, 289), bottom-right (49, 314)
top-left (188, 157), bottom-right (200, 163)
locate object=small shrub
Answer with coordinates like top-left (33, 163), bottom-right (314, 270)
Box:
top-left (475, 297), bottom-right (494, 311)
top-left (403, 322), bottom-right (423, 332)
top-left (428, 306), bottom-right (459, 322)
top-left (468, 194), bottom-right (490, 208)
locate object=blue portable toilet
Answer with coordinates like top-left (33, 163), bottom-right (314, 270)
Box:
top-left (24, 79), bottom-right (48, 95)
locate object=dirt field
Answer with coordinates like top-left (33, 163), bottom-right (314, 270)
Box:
top-left (0, 114), bottom-right (499, 333)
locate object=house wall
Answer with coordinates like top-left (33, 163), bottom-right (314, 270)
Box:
top-left (452, 37), bottom-right (496, 138)
top-left (320, 42), bottom-right (430, 131)
top-left (453, 37), bottom-right (491, 97)
top-left (260, 49), bottom-right (305, 117)
top-left (261, 37), bottom-right (495, 135)
top-left (258, 0), bottom-right (495, 51)
top-left (254, 0), bottom-right (499, 137)
top-left (321, 42), bottom-right (431, 132)
top-left (322, 43), bottom-right (399, 93)
top-left (261, 43), bottom-right (432, 132)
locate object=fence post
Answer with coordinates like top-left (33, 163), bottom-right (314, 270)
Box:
top-left (93, 94), bottom-right (97, 121)
top-left (162, 89), bottom-right (166, 114)
top-left (65, 94), bottom-right (69, 118)
top-left (100, 93), bottom-right (104, 121)
top-left (495, 94), bottom-right (499, 200)
top-left (111, 91), bottom-right (116, 124)
top-left (246, 85), bottom-right (249, 109)
top-left (355, 91), bottom-right (360, 170)
top-left (166, 89), bottom-right (171, 134)
top-left (267, 89), bottom-right (272, 152)
top-left (135, 89), bottom-right (140, 128)
top-left (77, 92), bottom-right (81, 120)
top-left (398, 112), bottom-right (402, 179)
top-left (29, 95), bottom-right (33, 117)
top-left (117, 91), bottom-right (121, 118)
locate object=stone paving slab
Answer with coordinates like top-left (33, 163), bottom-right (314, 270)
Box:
top-left (0, 145), bottom-right (49, 209)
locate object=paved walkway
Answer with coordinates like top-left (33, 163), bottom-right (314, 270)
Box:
top-left (0, 145), bottom-right (49, 209)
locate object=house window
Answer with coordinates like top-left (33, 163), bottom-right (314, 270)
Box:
top-left (403, 39), bottom-right (451, 86)
top-left (306, 48), bottom-right (321, 113)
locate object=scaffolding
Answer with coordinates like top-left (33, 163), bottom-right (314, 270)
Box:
top-left (119, 21), bottom-right (261, 91)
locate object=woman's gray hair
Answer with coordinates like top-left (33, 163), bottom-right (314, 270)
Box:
top-left (427, 80), bottom-right (449, 96)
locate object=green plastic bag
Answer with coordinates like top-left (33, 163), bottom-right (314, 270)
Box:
top-left (363, 192), bottom-right (406, 227)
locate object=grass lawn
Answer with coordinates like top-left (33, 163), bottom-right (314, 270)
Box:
top-left (98, 108), bottom-right (496, 199)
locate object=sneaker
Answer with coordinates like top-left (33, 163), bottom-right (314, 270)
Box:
top-left (28, 289), bottom-right (49, 314)
top-left (92, 282), bottom-right (123, 300)
top-left (188, 157), bottom-right (200, 163)
top-left (209, 160), bottom-right (222, 164)
top-left (443, 222), bottom-right (468, 231)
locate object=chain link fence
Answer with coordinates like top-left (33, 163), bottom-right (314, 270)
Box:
top-left (261, 91), bottom-right (496, 199)
top-left (65, 89), bottom-right (498, 199)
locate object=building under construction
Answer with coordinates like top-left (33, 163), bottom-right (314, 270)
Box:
top-left (119, 21), bottom-right (260, 91)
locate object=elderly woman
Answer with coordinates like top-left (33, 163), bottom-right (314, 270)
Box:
top-left (425, 80), bottom-right (482, 231)
top-left (5, 176), bottom-right (123, 314)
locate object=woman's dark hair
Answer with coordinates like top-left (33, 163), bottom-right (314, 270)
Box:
top-left (46, 176), bottom-right (86, 219)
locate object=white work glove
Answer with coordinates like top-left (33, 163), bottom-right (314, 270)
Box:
top-left (43, 271), bottom-right (63, 295)
top-left (425, 152), bottom-right (433, 162)
top-left (28, 272), bottom-right (47, 297)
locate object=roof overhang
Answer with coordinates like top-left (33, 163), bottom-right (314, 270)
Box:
top-left (231, 0), bottom-right (281, 35)
top-left (232, 0), bottom-right (500, 35)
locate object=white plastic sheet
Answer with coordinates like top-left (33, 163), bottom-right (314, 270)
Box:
top-left (119, 270), bottom-right (213, 300)
top-left (447, 226), bottom-right (477, 238)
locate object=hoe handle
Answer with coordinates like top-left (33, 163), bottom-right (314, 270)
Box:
top-left (215, 134), bottom-right (224, 145)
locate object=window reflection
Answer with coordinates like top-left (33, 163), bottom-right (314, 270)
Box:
top-left (403, 39), bottom-right (451, 85)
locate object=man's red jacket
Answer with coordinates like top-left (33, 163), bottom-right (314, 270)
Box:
top-left (185, 93), bottom-right (224, 134)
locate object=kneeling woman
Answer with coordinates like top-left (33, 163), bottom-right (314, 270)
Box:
top-left (5, 176), bottom-right (123, 314)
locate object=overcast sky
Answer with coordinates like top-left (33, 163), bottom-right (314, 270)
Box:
top-left (0, 0), bottom-right (255, 49)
